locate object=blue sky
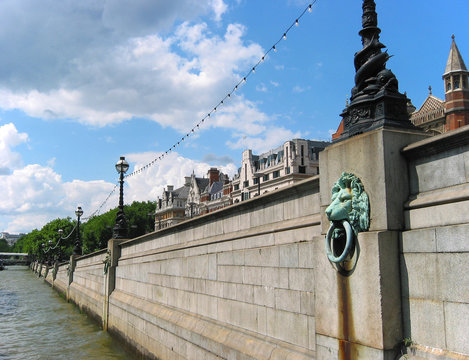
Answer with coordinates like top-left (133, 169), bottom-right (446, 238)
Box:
top-left (1, 0), bottom-right (468, 233)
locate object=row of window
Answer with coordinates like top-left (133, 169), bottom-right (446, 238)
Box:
top-left (446, 74), bottom-right (468, 92)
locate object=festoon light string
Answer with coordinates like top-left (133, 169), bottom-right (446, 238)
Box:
top-left (81, 1), bottom-right (318, 222)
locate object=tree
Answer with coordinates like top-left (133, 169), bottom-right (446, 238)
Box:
top-left (0, 238), bottom-right (11, 252)
top-left (81, 201), bottom-right (156, 254)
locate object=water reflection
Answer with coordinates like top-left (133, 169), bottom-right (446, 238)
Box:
top-left (0, 266), bottom-right (135, 360)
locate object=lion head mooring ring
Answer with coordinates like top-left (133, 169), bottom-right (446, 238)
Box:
top-left (325, 220), bottom-right (353, 263)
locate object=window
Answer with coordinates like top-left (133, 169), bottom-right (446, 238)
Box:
top-left (263, 174), bottom-right (269, 182)
top-left (253, 177), bottom-right (259, 185)
top-left (234, 184), bottom-right (239, 191)
top-left (242, 192), bottom-right (250, 201)
top-left (463, 77), bottom-right (468, 89)
top-left (273, 170), bottom-right (280, 179)
top-left (299, 166), bottom-right (306, 174)
top-left (285, 167), bottom-right (290, 174)
top-left (243, 180), bottom-right (249, 187)
top-left (454, 76), bottom-right (460, 89)
top-left (446, 78), bottom-right (452, 91)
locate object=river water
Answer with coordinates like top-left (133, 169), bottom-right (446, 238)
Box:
top-left (0, 266), bottom-right (136, 360)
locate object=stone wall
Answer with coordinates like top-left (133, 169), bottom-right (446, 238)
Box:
top-left (68, 250), bottom-right (107, 323)
top-left (401, 126), bottom-right (469, 358)
top-left (108, 177), bottom-right (320, 359)
top-left (30, 126), bottom-right (469, 360)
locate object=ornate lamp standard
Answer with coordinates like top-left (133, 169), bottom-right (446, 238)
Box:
top-left (73, 206), bottom-right (84, 255)
top-left (113, 156), bottom-right (129, 239)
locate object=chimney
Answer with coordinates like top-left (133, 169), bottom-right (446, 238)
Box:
top-left (167, 185), bottom-right (174, 191)
top-left (207, 168), bottom-right (220, 186)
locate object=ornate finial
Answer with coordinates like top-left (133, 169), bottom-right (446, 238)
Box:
top-left (351, 0), bottom-right (396, 101)
top-left (452, 34), bottom-right (455, 40)
top-left (337, 0), bottom-right (416, 141)
top-left (428, 85), bottom-right (432, 95)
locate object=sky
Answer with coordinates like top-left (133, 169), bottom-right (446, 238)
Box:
top-left (1, 0), bottom-right (468, 234)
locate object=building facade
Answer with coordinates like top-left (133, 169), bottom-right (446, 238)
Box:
top-left (231, 139), bottom-right (329, 203)
top-left (154, 182), bottom-right (190, 230)
top-left (411, 35), bottom-right (469, 133)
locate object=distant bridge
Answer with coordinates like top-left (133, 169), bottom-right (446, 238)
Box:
top-left (0, 252), bottom-right (29, 265)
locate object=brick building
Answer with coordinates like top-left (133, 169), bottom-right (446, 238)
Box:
top-left (410, 35), bottom-right (469, 133)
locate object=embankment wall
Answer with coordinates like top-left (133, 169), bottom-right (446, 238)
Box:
top-left (32, 126), bottom-right (469, 360)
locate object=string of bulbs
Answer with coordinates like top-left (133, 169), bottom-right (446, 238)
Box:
top-left (81, 1), bottom-right (318, 222)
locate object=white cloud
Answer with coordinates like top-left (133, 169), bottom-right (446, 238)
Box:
top-left (226, 127), bottom-right (302, 154)
top-left (0, 123), bottom-right (29, 174)
top-left (292, 85), bottom-right (310, 93)
top-left (125, 151), bottom-right (237, 202)
top-left (256, 83), bottom-right (268, 92)
top-left (0, 3), bottom-right (263, 134)
top-left (0, 123), bottom-right (239, 233)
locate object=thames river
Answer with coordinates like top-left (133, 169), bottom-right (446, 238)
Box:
top-left (0, 266), bottom-right (135, 360)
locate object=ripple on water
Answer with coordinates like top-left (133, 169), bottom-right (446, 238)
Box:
top-left (0, 266), bottom-right (135, 360)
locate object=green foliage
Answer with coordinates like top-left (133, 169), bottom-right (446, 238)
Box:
top-left (14, 218), bottom-right (75, 260)
top-left (0, 238), bottom-right (11, 252)
top-left (10, 201), bottom-right (156, 259)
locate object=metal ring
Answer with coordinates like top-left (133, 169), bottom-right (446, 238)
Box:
top-left (325, 220), bottom-right (353, 263)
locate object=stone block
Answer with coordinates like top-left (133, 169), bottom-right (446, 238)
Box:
top-left (217, 250), bottom-right (244, 266)
top-left (300, 291), bottom-right (315, 316)
top-left (308, 316), bottom-right (316, 351)
top-left (243, 266), bottom-right (263, 286)
top-left (208, 254), bottom-right (217, 281)
top-left (235, 284), bottom-right (254, 303)
top-left (436, 224), bottom-right (469, 252)
top-left (217, 265), bottom-right (244, 284)
top-left (298, 242), bottom-right (314, 268)
top-left (187, 255), bottom-right (208, 279)
top-left (279, 244), bottom-right (299, 268)
top-left (400, 253), bottom-right (439, 300)
top-left (409, 148), bottom-right (467, 194)
top-left (400, 228), bottom-right (437, 253)
top-left (288, 268), bottom-right (314, 292)
top-left (244, 246), bottom-right (279, 267)
top-left (405, 200), bottom-right (469, 230)
top-left (445, 301), bottom-right (469, 355)
top-left (262, 267), bottom-right (289, 289)
top-left (254, 285), bottom-right (275, 308)
top-left (406, 298), bottom-right (446, 350)
top-left (266, 308), bottom-right (309, 348)
top-left (438, 253), bottom-right (469, 303)
top-left (275, 288), bottom-right (301, 313)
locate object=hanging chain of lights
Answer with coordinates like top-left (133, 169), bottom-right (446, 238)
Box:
top-left (82, 1), bottom-right (318, 220)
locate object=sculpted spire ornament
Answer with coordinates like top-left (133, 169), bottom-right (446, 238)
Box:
top-left (337, 0), bottom-right (417, 140)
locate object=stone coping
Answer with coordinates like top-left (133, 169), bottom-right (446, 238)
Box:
top-left (119, 176), bottom-right (320, 249)
top-left (405, 182), bottom-right (469, 210)
top-left (118, 214), bottom-right (320, 262)
top-left (402, 125), bottom-right (469, 159)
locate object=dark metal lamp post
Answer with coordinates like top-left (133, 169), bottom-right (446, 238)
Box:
top-left (113, 156), bottom-right (129, 239)
top-left (73, 206), bottom-right (84, 255)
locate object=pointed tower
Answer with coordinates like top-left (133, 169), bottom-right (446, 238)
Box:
top-left (443, 35), bottom-right (469, 131)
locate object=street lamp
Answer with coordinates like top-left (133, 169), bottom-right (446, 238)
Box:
top-left (113, 156), bottom-right (129, 239)
top-left (73, 206), bottom-right (84, 255)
